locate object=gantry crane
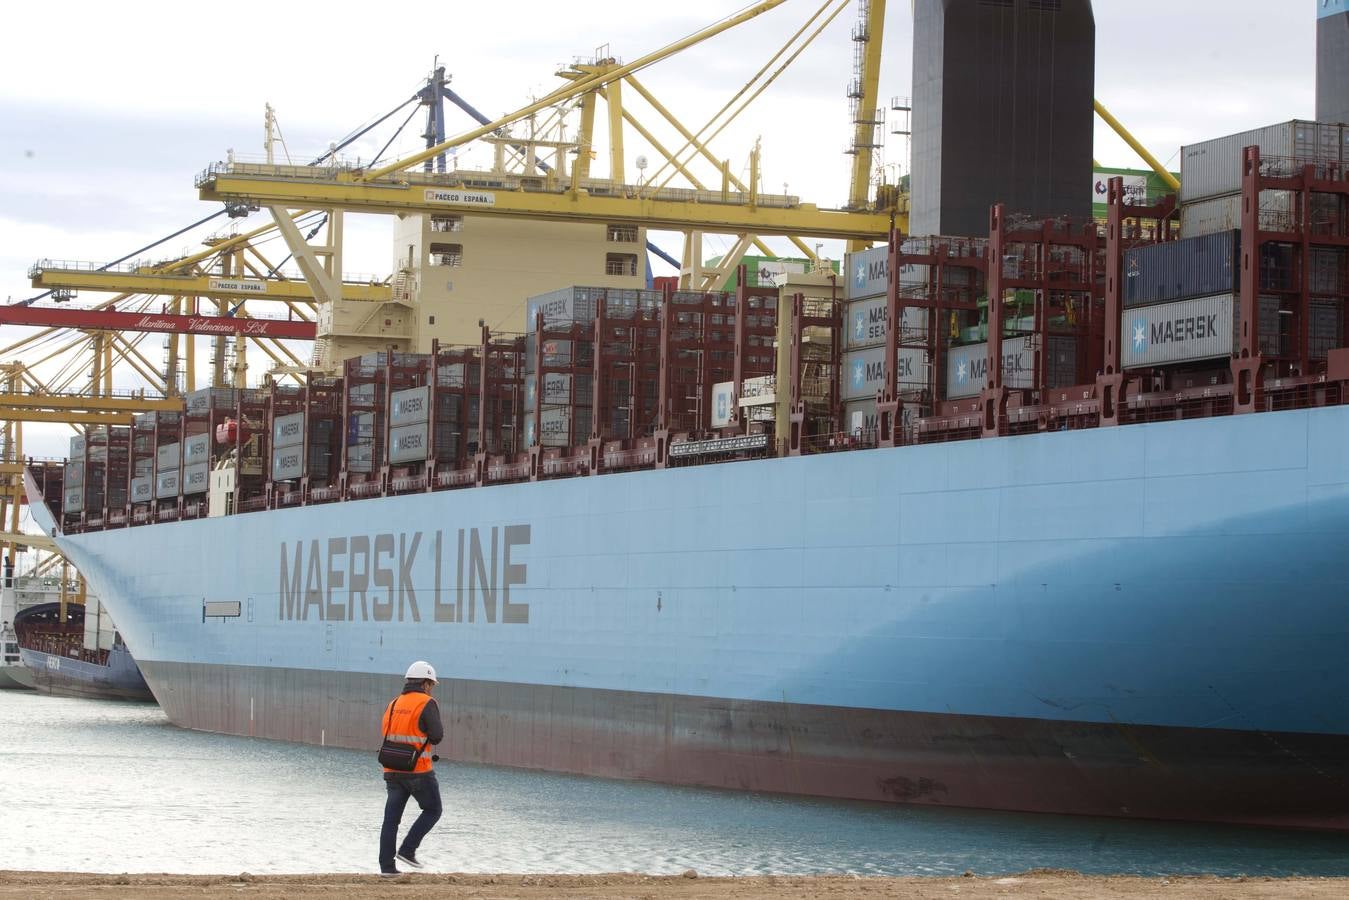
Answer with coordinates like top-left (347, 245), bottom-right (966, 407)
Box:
top-left (27, 261), bottom-right (389, 304)
top-left (6, 207), bottom-right (408, 395)
top-left (197, 0), bottom-right (902, 304)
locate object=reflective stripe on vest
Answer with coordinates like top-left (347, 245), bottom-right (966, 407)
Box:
top-left (382, 692), bottom-right (434, 773)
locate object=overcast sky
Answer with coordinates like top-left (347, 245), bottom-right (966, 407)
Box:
top-left (0, 0), bottom-right (1323, 469)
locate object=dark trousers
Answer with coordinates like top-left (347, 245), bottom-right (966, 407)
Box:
top-left (379, 771), bottom-right (442, 872)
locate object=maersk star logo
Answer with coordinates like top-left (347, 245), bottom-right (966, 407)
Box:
top-left (1132, 321), bottom-right (1147, 351)
top-left (855, 263), bottom-right (866, 288)
top-left (853, 312), bottom-right (865, 340)
top-left (956, 360), bottom-right (968, 384)
top-left (852, 360), bottom-right (865, 387)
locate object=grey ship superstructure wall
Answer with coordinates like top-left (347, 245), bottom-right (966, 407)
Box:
top-left (1319, 3), bottom-right (1349, 125)
top-left (911, 0), bottom-right (1095, 237)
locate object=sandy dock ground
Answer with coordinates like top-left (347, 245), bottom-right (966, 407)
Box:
top-left (3, 871), bottom-right (1348, 899)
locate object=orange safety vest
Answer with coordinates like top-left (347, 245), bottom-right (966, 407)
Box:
top-left (381, 692), bottom-right (435, 774)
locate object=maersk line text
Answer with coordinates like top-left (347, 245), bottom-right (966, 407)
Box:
top-left (278, 526), bottom-right (530, 624)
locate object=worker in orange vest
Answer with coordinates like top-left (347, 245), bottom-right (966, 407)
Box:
top-left (378, 660), bottom-right (444, 875)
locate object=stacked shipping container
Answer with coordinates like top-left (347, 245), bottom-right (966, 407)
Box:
top-left (129, 414), bottom-right (155, 511)
top-left (81, 598), bottom-right (116, 655)
top-left (388, 384), bottom-right (430, 466)
top-left (153, 413), bottom-right (181, 506)
top-left (841, 245), bottom-right (929, 433)
top-left (1179, 120), bottom-right (1349, 235)
top-left (344, 353), bottom-right (390, 482)
top-left (1178, 121), bottom-right (1349, 362)
top-left (102, 426), bottom-right (129, 523)
top-left (1121, 232), bottom-right (1242, 368)
top-left (184, 388), bottom-right (236, 505)
top-left (525, 287), bottom-right (622, 447)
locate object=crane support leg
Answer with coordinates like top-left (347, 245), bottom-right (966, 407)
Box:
top-left (269, 207), bottom-right (343, 304)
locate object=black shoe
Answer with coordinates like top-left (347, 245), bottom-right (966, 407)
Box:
top-left (396, 851), bottom-right (423, 870)
top-left (379, 868), bottom-right (400, 878)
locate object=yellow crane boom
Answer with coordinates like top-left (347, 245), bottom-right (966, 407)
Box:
top-left (197, 166), bottom-right (894, 241)
top-left (0, 391), bottom-right (183, 425)
top-left (29, 263), bottom-right (390, 303)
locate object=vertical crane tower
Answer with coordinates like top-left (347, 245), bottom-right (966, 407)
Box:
top-left (846, 0), bottom-right (888, 248)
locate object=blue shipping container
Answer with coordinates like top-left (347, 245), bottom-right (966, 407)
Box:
top-left (1124, 231), bottom-right (1239, 308)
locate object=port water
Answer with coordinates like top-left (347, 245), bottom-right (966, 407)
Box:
top-left (1, 691), bottom-right (1346, 877)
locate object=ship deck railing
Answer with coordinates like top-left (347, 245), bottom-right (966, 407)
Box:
top-left (437, 469), bottom-right (476, 489)
top-left (390, 473), bottom-right (429, 494)
top-left (800, 430), bottom-right (880, 455)
top-left (349, 480), bottom-right (383, 499)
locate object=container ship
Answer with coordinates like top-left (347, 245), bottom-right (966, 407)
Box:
top-left (1, 568), bottom-right (152, 699)
top-left (20, 119), bottom-right (1349, 830)
top-left (9, 601), bottom-right (153, 701)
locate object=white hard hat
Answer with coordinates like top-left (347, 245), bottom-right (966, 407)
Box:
top-left (405, 660), bottom-right (437, 683)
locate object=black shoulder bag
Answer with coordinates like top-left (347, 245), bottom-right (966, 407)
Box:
top-left (377, 697), bottom-right (430, 772)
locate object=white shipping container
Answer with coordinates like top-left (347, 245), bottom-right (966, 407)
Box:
top-left (389, 423), bottom-right (429, 464)
top-left (844, 245), bottom-right (890, 300)
top-left (525, 373), bottom-right (573, 411)
top-left (1120, 294), bottom-right (1236, 368)
top-left (525, 406), bottom-right (590, 447)
top-left (82, 602), bottom-right (99, 651)
top-left (1180, 120), bottom-right (1347, 202)
top-left (97, 628), bottom-right (114, 652)
top-left (130, 476), bottom-right (153, 504)
top-left (348, 442), bottom-right (375, 473)
top-left (156, 442), bottom-right (180, 470)
top-left (945, 336), bottom-right (1078, 399)
top-left (69, 435), bottom-right (86, 458)
top-left (182, 462), bottom-right (210, 495)
top-left (185, 389), bottom-right (211, 413)
top-left (348, 382), bottom-right (378, 406)
top-left (185, 387), bottom-right (237, 413)
top-left (63, 462), bottom-right (84, 487)
top-left (526, 291), bottom-right (581, 330)
top-left (844, 243), bottom-right (933, 300)
top-left (437, 363), bottom-right (466, 388)
top-left (538, 406), bottom-right (572, 447)
top-left (155, 470), bottom-right (180, 500)
top-left (1179, 192), bottom-right (1296, 238)
top-left (62, 486), bottom-right (84, 513)
top-left (390, 386), bottom-right (430, 427)
top-left (842, 346), bottom-right (929, 401)
top-left (183, 433), bottom-right (210, 466)
top-left (845, 297), bottom-right (928, 350)
top-left (272, 445), bottom-right (304, 480)
top-left (272, 413), bottom-right (305, 449)
top-left (843, 399), bottom-right (917, 435)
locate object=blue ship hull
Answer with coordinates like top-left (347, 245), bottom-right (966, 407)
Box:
top-left (29, 406), bottom-right (1349, 828)
top-left (15, 643), bottom-right (153, 702)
